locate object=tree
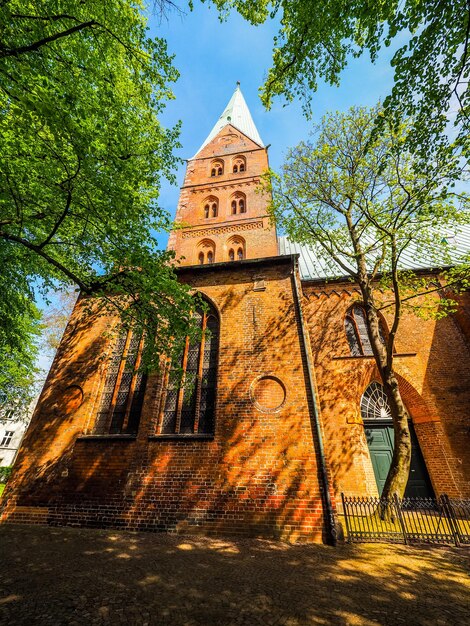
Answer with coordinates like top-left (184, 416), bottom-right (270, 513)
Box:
top-left (266, 106), bottom-right (467, 499)
top-left (210, 0), bottom-right (470, 159)
top-left (0, 1), bottom-right (201, 393)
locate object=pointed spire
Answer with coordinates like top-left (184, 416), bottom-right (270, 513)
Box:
top-left (193, 83), bottom-right (264, 157)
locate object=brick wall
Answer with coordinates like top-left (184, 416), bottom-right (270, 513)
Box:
top-left (2, 258), bottom-right (328, 542)
top-left (301, 279), bottom-right (470, 504)
top-left (167, 125), bottom-right (278, 264)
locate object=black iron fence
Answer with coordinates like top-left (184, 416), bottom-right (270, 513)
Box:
top-left (341, 494), bottom-right (470, 546)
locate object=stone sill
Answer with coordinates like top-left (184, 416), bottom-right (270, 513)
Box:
top-left (333, 353), bottom-right (417, 360)
top-left (77, 434), bottom-right (137, 441)
top-left (148, 434), bottom-right (214, 441)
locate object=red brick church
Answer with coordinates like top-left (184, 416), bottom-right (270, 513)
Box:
top-left (2, 85), bottom-right (470, 542)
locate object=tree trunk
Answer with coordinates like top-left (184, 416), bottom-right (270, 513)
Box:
top-left (381, 374), bottom-right (412, 500)
top-left (358, 280), bottom-right (412, 501)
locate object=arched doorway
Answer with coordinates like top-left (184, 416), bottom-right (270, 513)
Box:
top-left (361, 382), bottom-right (434, 498)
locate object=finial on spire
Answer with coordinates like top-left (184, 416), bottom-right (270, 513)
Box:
top-left (236, 81), bottom-right (240, 87)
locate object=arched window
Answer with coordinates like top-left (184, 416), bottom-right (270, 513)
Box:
top-left (161, 300), bottom-right (219, 435)
top-left (210, 160), bottom-right (224, 177)
top-left (361, 382), bottom-right (392, 421)
top-left (94, 328), bottom-right (147, 435)
top-left (230, 192), bottom-right (246, 216)
top-left (227, 235), bottom-right (245, 261)
top-left (197, 239), bottom-right (215, 265)
top-left (345, 304), bottom-right (386, 356)
top-left (232, 156), bottom-right (246, 174)
top-left (202, 196), bottom-right (218, 219)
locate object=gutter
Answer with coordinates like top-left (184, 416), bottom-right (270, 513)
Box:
top-left (291, 257), bottom-right (337, 546)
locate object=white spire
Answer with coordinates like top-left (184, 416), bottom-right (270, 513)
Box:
top-left (193, 83), bottom-right (264, 157)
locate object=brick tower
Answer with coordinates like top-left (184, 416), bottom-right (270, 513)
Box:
top-left (167, 83), bottom-right (278, 265)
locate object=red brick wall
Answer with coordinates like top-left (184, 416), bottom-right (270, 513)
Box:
top-left (168, 125), bottom-right (278, 264)
top-left (2, 260), bottom-right (327, 542)
top-left (301, 279), bottom-right (470, 504)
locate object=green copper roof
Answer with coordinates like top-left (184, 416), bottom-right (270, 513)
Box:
top-left (193, 83), bottom-right (264, 158)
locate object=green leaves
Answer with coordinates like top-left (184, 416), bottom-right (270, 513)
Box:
top-left (210, 1), bottom-right (470, 160)
top-left (0, 2), bottom-right (200, 396)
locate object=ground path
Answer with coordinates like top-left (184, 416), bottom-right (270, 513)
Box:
top-left (0, 524), bottom-right (469, 625)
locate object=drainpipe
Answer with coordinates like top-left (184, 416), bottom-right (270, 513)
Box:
top-left (291, 256), bottom-right (337, 546)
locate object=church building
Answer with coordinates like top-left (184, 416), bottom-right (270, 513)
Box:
top-left (2, 85), bottom-right (469, 543)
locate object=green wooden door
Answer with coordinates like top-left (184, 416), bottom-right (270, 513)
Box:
top-left (364, 423), bottom-right (433, 498)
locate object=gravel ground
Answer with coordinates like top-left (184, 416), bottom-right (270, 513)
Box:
top-left (0, 524), bottom-right (469, 625)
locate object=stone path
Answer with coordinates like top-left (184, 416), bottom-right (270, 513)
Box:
top-left (0, 524), bottom-right (468, 625)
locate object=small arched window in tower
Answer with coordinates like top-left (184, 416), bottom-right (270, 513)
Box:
top-left (227, 235), bottom-right (245, 262)
top-left (161, 299), bottom-right (219, 435)
top-left (197, 238), bottom-right (215, 265)
top-left (231, 200), bottom-right (237, 215)
top-left (345, 304), bottom-right (387, 356)
top-left (202, 196), bottom-right (218, 219)
top-left (210, 160), bottom-right (224, 177)
top-left (239, 198), bottom-right (245, 213)
top-left (232, 155), bottom-right (246, 174)
top-left (230, 192), bottom-right (246, 216)
top-left (94, 327), bottom-right (147, 435)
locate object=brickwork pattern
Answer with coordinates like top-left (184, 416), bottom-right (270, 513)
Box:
top-left (301, 279), bottom-right (470, 504)
top-left (1, 261), bottom-right (327, 542)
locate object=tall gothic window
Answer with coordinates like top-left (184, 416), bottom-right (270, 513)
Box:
top-left (345, 304), bottom-right (386, 356)
top-left (94, 329), bottom-right (147, 435)
top-left (161, 301), bottom-right (219, 435)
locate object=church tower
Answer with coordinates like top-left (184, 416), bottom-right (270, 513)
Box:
top-left (168, 83), bottom-right (278, 265)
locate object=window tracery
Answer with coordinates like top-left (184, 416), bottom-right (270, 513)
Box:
top-left (360, 382), bottom-right (393, 421)
top-left (94, 328), bottom-right (147, 435)
top-left (161, 300), bottom-right (219, 435)
top-left (345, 304), bottom-right (386, 356)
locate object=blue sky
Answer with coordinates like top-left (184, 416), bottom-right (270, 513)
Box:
top-left (150, 4), bottom-right (398, 249)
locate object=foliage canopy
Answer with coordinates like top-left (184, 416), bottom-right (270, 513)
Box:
top-left (0, 1), bottom-right (200, 399)
top-left (210, 0), bottom-right (470, 158)
top-left (267, 105), bottom-right (468, 497)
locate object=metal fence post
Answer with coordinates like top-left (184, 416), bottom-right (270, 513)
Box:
top-left (393, 494), bottom-right (408, 545)
top-left (341, 493), bottom-right (352, 543)
top-left (440, 494), bottom-right (460, 547)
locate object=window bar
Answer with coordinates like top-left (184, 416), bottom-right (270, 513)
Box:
top-left (175, 336), bottom-right (190, 434)
top-left (121, 333), bottom-right (145, 433)
top-left (104, 329), bottom-right (132, 433)
top-left (193, 312), bottom-right (207, 434)
top-left (351, 310), bottom-right (365, 355)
